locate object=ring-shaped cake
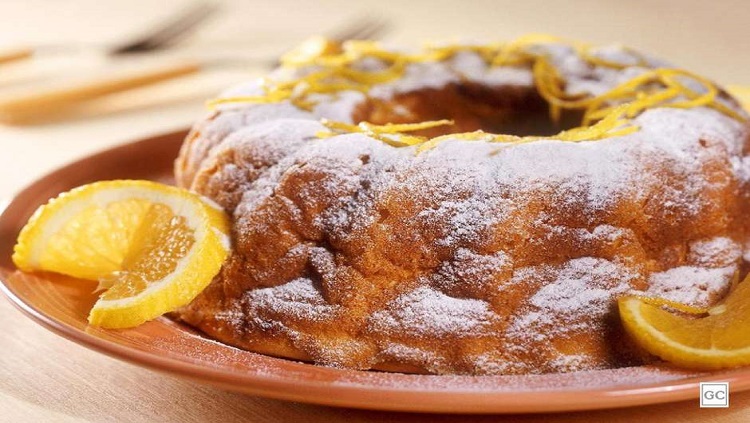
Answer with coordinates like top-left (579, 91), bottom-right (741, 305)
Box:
top-left (175, 35), bottom-right (750, 375)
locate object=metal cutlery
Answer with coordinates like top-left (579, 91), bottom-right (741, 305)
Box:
top-left (0, 15), bottom-right (389, 123)
top-left (0, 2), bottom-right (217, 67)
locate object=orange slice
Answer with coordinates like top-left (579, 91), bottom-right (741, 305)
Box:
top-left (12, 180), bottom-right (230, 328)
top-left (619, 275), bottom-right (750, 370)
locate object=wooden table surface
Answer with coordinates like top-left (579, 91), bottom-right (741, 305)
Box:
top-left (1, 0), bottom-right (749, 421)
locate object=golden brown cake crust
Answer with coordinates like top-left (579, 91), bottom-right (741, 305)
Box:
top-left (175, 40), bottom-right (750, 375)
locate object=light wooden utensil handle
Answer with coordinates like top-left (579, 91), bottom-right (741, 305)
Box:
top-left (0, 60), bottom-right (202, 123)
top-left (0, 47), bottom-right (33, 65)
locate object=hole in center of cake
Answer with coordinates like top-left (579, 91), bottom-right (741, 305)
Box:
top-left (352, 82), bottom-right (584, 138)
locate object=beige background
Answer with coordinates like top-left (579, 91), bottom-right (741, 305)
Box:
top-left (1, 0), bottom-right (749, 421)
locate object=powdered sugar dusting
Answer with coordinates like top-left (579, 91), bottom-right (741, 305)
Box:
top-left (511, 258), bottom-right (635, 331)
top-left (369, 286), bottom-right (495, 337)
top-left (505, 258), bottom-right (637, 364)
top-left (689, 237), bottom-right (742, 267)
top-left (247, 278), bottom-right (340, 322)
top-left (647, 266), bottom-right (735, 307)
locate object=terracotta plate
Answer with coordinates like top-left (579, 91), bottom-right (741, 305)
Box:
top-left (2, 130), bottom-right (750, 414)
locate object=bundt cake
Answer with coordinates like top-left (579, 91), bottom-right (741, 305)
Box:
top-left (174, 35), bottom-right (750, 375)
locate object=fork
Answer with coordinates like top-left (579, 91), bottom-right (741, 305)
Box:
top-left (0, 16), bottom-right (390, 124)
top-left (0, 2), bottom-right (217, 65)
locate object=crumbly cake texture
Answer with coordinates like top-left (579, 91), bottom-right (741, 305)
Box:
top-left (175, 37), bottom-right (750, 375)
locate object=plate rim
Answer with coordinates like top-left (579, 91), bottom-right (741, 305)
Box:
top-left (3, 129), bottom-right (750, 414)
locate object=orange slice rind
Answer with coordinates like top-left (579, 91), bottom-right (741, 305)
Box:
top-left (619, 275), bottom-right (750, 370)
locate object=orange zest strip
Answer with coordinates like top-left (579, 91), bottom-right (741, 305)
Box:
top-left (206, 35), bottom-right (746, 149)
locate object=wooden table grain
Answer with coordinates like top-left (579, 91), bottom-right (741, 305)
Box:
top-left (1, 0), bottom-right (749, 420)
